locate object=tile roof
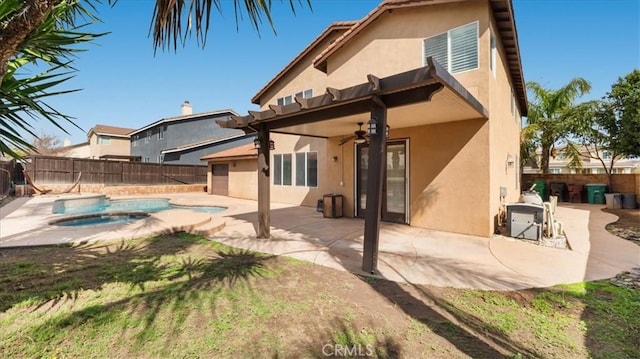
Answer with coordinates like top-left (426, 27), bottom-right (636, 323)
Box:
top-left (201, 143), bottom-right (257, 161)
top-left (89, 124), bottom-right (135, 137)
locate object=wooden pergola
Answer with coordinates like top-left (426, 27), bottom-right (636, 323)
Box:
top-left (217, 58), bottom-right (488, 274)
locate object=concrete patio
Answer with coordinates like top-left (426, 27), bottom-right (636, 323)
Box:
top-left (1, 193), bottom-right (638, 291)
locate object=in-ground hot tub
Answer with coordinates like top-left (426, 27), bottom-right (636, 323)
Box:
top-left (49, 212), bottom-right (150, 227)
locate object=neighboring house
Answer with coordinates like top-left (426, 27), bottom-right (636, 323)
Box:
top-left (208, 0), bottom-right (527, 238)
top-left (87, 124), bottom-right (135, 160)
top-left (130, 102), bottom-right (253, 165)
top-left (524, 147), bottom-right (640, 174)
top-left (59, 140), bottom-right (90, 158)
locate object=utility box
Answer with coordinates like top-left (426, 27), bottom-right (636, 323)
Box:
top-left (507, 203), bottom-right (543, 241)
top-left (322, 193), bottom-right (343, 218)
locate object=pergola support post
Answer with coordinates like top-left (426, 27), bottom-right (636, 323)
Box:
top-left (257, 125), bottom-right (271, 238)
top-left (362, 98), bottom-right (387, 274)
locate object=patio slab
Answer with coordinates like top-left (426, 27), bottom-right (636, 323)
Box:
top-left (1, 193), bottom-right (638, 291)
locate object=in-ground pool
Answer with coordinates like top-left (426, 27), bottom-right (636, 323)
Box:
top-left (50, 213), bottom-right (149, 227)
top-left (52, 197), bottom-right (226, 215)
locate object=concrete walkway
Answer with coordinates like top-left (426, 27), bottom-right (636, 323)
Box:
top-left (1, 193), bottom-right (638, 290)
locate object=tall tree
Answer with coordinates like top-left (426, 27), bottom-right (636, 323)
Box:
top-left (565, 69), bottom-right (640, 190)
top-left (524, 78), bottom-right (591, 173)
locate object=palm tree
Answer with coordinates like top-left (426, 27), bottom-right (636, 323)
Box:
top-left (524, 78), bottom-right (591, 174)
top-left (0, 0), bottom-right (310, 159)
top-left (0, 0), bottom-right (105, 158)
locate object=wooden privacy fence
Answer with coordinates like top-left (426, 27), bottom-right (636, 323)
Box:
top-left (26, 156), bottom-right (207, 185)
top-left (0, 160), bottom-right (15, 195)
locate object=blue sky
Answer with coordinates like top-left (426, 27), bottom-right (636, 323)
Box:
top-left (33, 0), bottom-right (640, 144)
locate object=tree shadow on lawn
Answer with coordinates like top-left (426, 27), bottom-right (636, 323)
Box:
top-left (0, 232), bottom-right (273, 314)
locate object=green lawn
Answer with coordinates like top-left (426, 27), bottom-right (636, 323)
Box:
top-left (0, 233), bottom-right (638, 358)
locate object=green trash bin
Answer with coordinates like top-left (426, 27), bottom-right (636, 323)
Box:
top-left (585, 183), bottom-right (607, 204)
top-left (531, 180), bottom-right (547, 200)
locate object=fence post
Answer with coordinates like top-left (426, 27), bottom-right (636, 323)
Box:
top-left (70, 157), bottom-right (75, 183)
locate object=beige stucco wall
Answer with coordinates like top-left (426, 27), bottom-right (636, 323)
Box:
top-left (249, 0), bottom-right (521, 236)
top-left (486, 11), bottom-right (525, 229)
top-left (206, 133), bottom-right (331, 206)
top-left (229, 159), bottom-right (258, 200)
top-left (270, 133), bottom-right (330, 206)
top-left (325, 1), bottom-right (489, 106)
top-left (61, 144), bottom-right (90, 158)
top-left (258, 31), bottom-right (347, 109)
top-left (323, 120), bottom-right (490, 237)
top-left (89, 134), bottom-right (131, 159)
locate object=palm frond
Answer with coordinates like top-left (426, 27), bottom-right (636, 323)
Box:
top-left (562, 141), bottom-right (584, 170)
top-left (0, 1), bottom-right (103, 159)
top-left (151, 0), bottom-right (311, 52)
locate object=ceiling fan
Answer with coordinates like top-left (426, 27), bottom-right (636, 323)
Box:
top-left (339, 122), bottom-right (368, 146)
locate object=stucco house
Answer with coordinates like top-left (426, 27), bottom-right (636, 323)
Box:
top-left (207, 0), bottom-right (527, 255)
top-left (129, 102), bottom-right (253, 165)
top-left (87, 124), bottom-right (135, 160)
top-left (524, 146), bottom-right (640, 174)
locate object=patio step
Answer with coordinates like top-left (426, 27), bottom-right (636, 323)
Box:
top-left (191, 217), bottom-right (226, 237)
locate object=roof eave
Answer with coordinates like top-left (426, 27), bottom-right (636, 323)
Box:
top-left (251, 22), bottom-right (356, 105)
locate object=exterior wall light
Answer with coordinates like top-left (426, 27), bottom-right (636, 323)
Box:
top-left (253, 138), bottom-right (261, 150)
top-left (269, 140), bottom-right (275, 150)
top-left (367, 118), bottom-right (377, 136)
top-left (506, 154), bottom-right (515, 167)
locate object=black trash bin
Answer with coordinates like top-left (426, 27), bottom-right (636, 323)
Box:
top-left (322, 193), bottom-right (343, 218)
top-left (549, 182), bottom-right (568, 202)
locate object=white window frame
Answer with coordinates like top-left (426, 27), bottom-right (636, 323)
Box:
top-left (273, 153), bottom-right (293, 186)
top-left (295, 151), bottom-right (318, 188)
top-left (145, 130), bottom-right (151, 144)
top-left (158, 125), bottom-right (166, 140)
top-left (132, 134), bottom-right (138, 147)
top-left (98, 135), bottom-right (111, 145)
top-left (423, 21), bottom-right (479, 74)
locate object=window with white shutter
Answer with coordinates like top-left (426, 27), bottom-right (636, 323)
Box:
top-left (423, 21), bottom-right (478, 74)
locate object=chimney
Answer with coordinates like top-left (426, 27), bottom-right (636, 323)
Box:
top-left (181, 101), bottom-right (192, 116)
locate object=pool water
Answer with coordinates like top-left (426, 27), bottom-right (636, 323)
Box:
top-left (56, 198), bottom-right (225, 215)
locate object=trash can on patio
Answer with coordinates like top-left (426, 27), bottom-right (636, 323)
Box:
top-left (549, 182), bottom-right (568, 202)
top-left (567, 184), bottom-right (583, 203)
top-left (322, 193), bottom-right (343, 218)
top-left (531, 180), bottom-right (547, 201)
top-left (585, 183), bottom-right (607, 204)
top-left (604, 193), bottom-right (622, 209)
top-left (621, 193), bottom-right (637, 209)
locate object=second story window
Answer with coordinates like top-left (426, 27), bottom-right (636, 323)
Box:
top-left (132, 134), bottom-right (138, 147)
top-left (295, 89), bottom-right (313, 99)
top-left (277, 95), bottom-right (293, 106)
top-left (158, 126), bottom-right (166, 140)
top-left (145, 130), bottom-right (151, 144)
top-left (602, 151), bottom-right (611, 160)
top-left (98, 135), bottom-right (111, 145)
top-left (424, 21), bottom-right (478, 74)
top-left (276, 89), bottom-right (312, 106)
